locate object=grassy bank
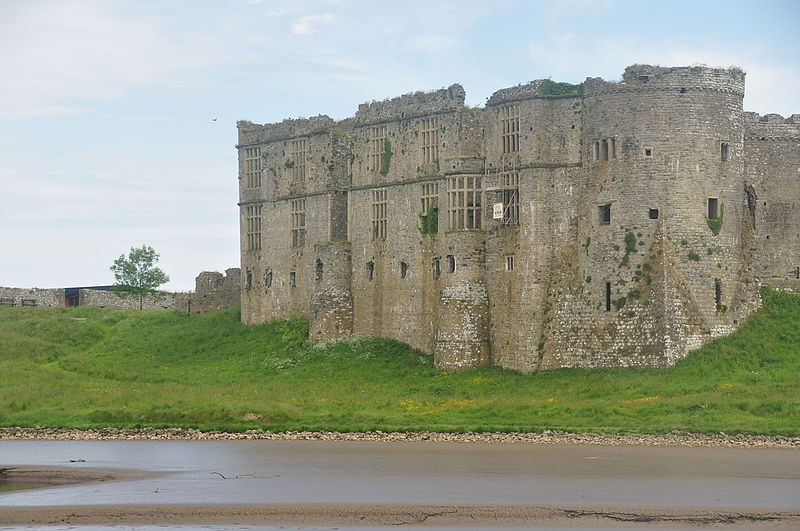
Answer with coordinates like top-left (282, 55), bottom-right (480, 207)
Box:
top-left (0, 289), bottom-right (798, 435)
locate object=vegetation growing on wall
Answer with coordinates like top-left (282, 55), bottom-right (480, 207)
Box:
top-left (707, 202), bottom-right (724, 235)
top-left (538, 79), bottom-right (584, 97)
top-left (418, 206), bottom-right (439, 235)
top-left (380, 138), bottom-right (393, 176)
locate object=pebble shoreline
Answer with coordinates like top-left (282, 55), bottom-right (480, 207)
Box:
top-left (1, 428), bottom-right (797, 448)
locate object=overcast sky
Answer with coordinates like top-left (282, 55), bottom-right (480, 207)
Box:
top-left (1, 0), bottom-right (798, 291)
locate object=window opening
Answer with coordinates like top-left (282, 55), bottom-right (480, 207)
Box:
top-left (291, 199), bottom-right (306, 248)
top-left (500, 104), bottom-right (519, 153)
top-left (601, 139), bottom-right (609, 161)
top-left (506, 255), bottom-right (514, 271)
top-left (720, 142), bottom-right (729, 162)
top-left (245, 204), bottom-right (262, 251)
top-left (714, 279), bottom-right (722, 310)
top-left (448, 175), bottom-right (482, 230)
top-left (289, 271), bottom-right (296, 287)
top-left (605, 282), bottom-right (612, 312)
top-left (243, 147), bottom-right (262, 188)
top-left (447, 255), bottom-right (456, 274)
top-left (594, 141), bottom-right (600, 161)
top-left (707, 198), bottom-right (719, 220)
top-left (400, 261), bottom-right (408, 279)
top-left (796, 266), bottom-right (799, 280)
top-left (366, 261), bottom-right (374, 280)
top-left (315, 259), bottom-right (323, 283)
top-left (599, 203), bottom-right (611, 226)
top-left (290, 138), bottom-right (307, 182)
top-left (644, 147), bottom-right (653, 157)
top-left (500, 171), bottom-right (520, 224)
top-left (432, 258), bottom-right (441, 279)
top-left (420, 117), bottom-right (439, 164)
top-left (264, 269), bottom-right (272, 288)
top-left (246, 270), bottom-right (253, 290)
top-left (369, 126), bottom-right (387, 172)
top-left (649, 208), bottom-right (659, 219)
top-left (371, 189), bottom-right (387, 240)
top-left (420, 182), bottom-right (439, 234)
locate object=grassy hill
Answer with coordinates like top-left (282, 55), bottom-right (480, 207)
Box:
top-left (0, 289), bottom-right (797, 435)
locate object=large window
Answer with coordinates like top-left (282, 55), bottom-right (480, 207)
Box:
top-left (371, 189), bottom-right (387, 240)
top-left (420, 182), bottom-right (439, 234)
top-left (448, 176), bottom-right (482, 230)
top-left (243, 147), bottom-right (262, 188)
top-left (420, 117), bottom-right (439, 164)
top-left (290, 139), bottom-right (306, 182)
top-left (245, 204), bottom-right (262, 251)
top-left (500, 104), bottom-right (519, 154)
top-left (500, 171), bottom-right (519, 224)
top-left (291, 199), bottom-right (305, 248)
top-left (369, 126), bottom-right (387, 173)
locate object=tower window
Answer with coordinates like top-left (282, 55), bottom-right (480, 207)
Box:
top-left (649, 208), bottom-right (659, 219)
top-left (246, 270), bottom-right (253, 290)
top-left (315, 259), bottom-right (323, 283)
top-left (289, 271), bottom-right (296, 287)
top-left (644, 147), bottom-right (653, 157)
top-left (599, 204), bottom-right (611, 226)
top-left (500, 104), bottom-right (520, 153)
top-left (264, 268), bottom-right (273, 289)
top-left (400, 261), bottom-right (408, 279)
top-left (432, 258), bottom-right (441, 279)
top-left (605, 282), bottom-right (612, 312)
top-left (447, 255), bottom-right (456, 274)
top-left (714, 278), bottom-right (722, 311)
top-left (707, 198), bottom-right (719, 219)
top-left (366, 261), bottom-right (374, 280)
top-left (506, 256), bottom-right (515, 271)
top-left (721, 142), bottom-right (729, 162)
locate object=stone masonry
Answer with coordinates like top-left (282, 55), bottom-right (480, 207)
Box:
top-left (236, 64), bottom-right (799, 372)
top-left (175, 269), bottom-right (241, 316)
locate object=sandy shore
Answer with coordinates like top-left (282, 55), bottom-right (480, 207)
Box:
top-left (0, 465), bottom-right (164, 488)
top-left (0, 503), bottom-right (798, 528)
top-left (1, 427), bottom-right (798, 448)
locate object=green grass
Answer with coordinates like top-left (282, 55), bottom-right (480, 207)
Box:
top-left (0, 288), bottom-right (798, 435)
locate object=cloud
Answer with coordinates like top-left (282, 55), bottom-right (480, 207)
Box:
top-left (412, 35), bottom-right (459, 52)
top-left (291, 13), bottom-right (336, 34)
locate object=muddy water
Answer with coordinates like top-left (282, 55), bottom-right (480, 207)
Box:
top-left (1, 439), bottom-right (798, 511)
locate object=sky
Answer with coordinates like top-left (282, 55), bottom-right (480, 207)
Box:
top-left (1, 0), bottom-right (798, 291)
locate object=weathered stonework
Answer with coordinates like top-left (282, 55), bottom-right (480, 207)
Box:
top-left (0, 286), bottom-right (175, 310)
top-left (237, 64), bottom-right (799, 372)
top-left (175, 269), bottom-right (241, 316)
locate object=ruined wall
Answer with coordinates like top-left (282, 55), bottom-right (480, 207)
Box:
top-left (744, 113), bottom-right (800, 292)
top-left (237, 64), bottom-right (797, 372)
top-left (175, 268), bottom-right (241, 316)
top-left (79, 289), bottom-right (176, 310)
top-left (0, 287), bottom-right (64, 307)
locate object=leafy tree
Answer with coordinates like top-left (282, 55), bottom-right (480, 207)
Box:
top-left (110, 245), bottom-right (170, 310)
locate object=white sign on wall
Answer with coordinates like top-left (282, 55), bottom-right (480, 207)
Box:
top-left (493, 202), bottom-right (504, 219)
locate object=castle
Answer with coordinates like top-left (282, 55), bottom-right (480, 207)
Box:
top-left (236, 64), bottom-right (799, 372)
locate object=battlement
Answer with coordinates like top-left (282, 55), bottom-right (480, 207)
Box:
top-left (237, 115), bottom-right (336, 146)
top-left (744, 112), bottom-right (800, 139)
top-left (486, 79), bottom-right (583, 106)
top-left (354, 84), bottom-right (465, 125)
top-left (584, 64), bottom-right (745, 98)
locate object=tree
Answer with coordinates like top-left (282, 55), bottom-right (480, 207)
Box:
top-left (110, 245), bottom-right (170, 310)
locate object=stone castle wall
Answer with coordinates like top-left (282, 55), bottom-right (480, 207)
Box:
top-left (237, 64), bottom-right (798, 372)
top-left (79, 289), bottom-right (176, 310)
top-left (175, 269), bottom-right (241, 316)
top-left (0, 287), bottom-right (65, 307)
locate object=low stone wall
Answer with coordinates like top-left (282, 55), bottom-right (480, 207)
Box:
top-left (79, 289), bottom-right (176, 310)
top-left (0, 286), bottom-right (65, 307)
top-left (175, 268), bottom-right (241, 316)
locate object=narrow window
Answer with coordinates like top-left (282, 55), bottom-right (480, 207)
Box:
top-left (644, 147), bottom-right (653, 157)
top-left (291, 199), bottom-right (306, 248)
top-left (246, 270), bottom-right (253, 290)
top-left (649, 208), bottom-right (659, 219)
top-left (243, 147), bottom-right (262, 188)
top-left (371, 189), bottom-right (387, 240)
top-left (680, 87), bottom-right (687, 94)
top-left (795, 266), bottom-right (799, 280)
top-left (369, 126), bottom-right (387, 173)
top-left (601, 139), bottom-right (609, 161)
top-left (605, 282), bottom-right (612, 312)
top-left (432, 258), bottom-right (441, 279)
top-left (366, 261), bottom-right (374, 280)
top-left (707, 198), bottom-right (719, 219)
top-left (714, 279), bottom-right (722, 310)
top-left (506, 255), bottom-right (514, 271)
top-left (599, 204), bottom-right (611, 226)
top-left (609, 138), bottom-right (616, 159)
top-left (420, 117), bottom-right (439, 164)
top-left (500, 104), bottom-right (520, 153)
top-left (447, 255), bottom-right (456, 274)
top-left (245, 204), bottom-right (263, 251)
top-left (447, 175), bottom-right (482, 230)
top-left (315, 259), bottom-right (323, 283)
top-left (289, 271), bottom-right (296, 287)
top-left (400, 261), bottom-right (408, 279)
top-left (720, 142), bottom-right (729, 162)
top-left (594, 141), bottom-right (600, 161)
top-left (290, 138), bottom-right (307, 182)
top-left (264, 268), bottom-right (272, 288)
